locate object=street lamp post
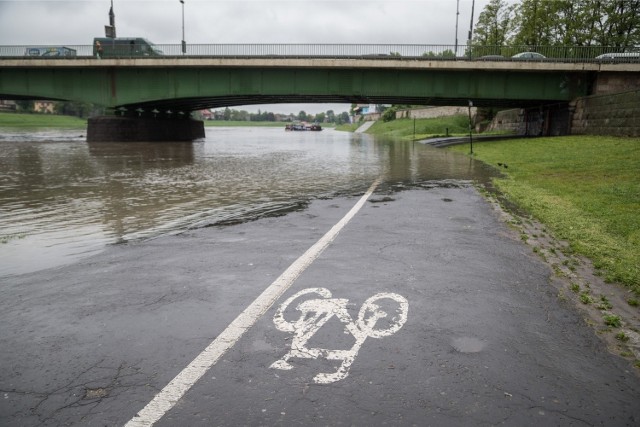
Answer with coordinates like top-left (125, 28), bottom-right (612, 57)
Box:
top-left (180, 0), bottom-right (186, 54)
top-left (468, 100), bottom-right (474, 155)
top-left (467, 0), bottom-right (475, 59)
top-left (454, 0), bottom-right (460, 56)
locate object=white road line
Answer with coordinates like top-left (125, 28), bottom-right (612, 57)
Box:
top-left (125, 178), bottom-right (381, 427)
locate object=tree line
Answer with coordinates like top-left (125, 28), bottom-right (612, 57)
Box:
top-left (473, 0), bottom-right (639, 49)
top-left (11, 101), bottom-right (352, 124)
top-left (214, 107), bottom-right (351, 124)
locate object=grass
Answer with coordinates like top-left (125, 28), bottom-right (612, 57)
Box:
top-left (615, 331), bottom-right (630, 342)
top-left (449, 136), bottom-right (640, 294)
top-left (603, 314), bottom-right (622, 328)
top-left (364, 115), bottom-right (472, 141)
top-left (0, 112), bottom-right (87, 128)
top-left (335, 122), bottom-right (361, 132)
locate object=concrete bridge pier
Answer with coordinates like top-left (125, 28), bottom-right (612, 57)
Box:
top-left (87, 116), bottom-right (205, 142)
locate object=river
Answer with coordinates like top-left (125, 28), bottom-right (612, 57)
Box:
top-left (0, 126), bottom-right (495, 277)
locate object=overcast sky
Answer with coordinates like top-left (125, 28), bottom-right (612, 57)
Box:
top-left (0, 0), bottom-right (497, 114)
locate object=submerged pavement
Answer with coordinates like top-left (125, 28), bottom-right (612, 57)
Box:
top-left (1, 183), bottom-right (639, 426)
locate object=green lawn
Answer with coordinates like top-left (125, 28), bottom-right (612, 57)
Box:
top-left (450, 136), bottom-right (640, 293)
top-left (365, 115), bottom-right (472, 140)
top-left (335, 122), bottom-right (361, 132)
top-left (0, 113), bottom-right (87, 128)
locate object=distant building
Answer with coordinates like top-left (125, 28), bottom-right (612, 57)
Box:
top-left (0, 100), bottom-right (17, 112)
top-left (200, 109), bottom-right (213, 120)
top-left (354, 104), bottom-right (387, 115)
top-left (353, 103), bottom-right (386, 122)
top-left (34, 101), bottom-right (56, 114)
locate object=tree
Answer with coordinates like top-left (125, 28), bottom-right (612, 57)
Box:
top-left (53, 101), bottom-right (103, 118)
top-left (315, 112), bottom-right (326, 123)
top-left (230, 109), bottom-right (249, 121)
top-left (506, 0), bottom-right (640, 49)
top-left (595, 0), bottom-right (640, 47)
top-left (15, 100), bottom-right (34, 112)
top-left (382, 106), bottom-right (399, 122)
top-left (422, 49), bottom-right (457, 58)
top-left (326, 110), bottom-right (336, 123)
top-left (336, 112), bottom-right (350, 125)
top-left (473, 0), bottom-right (516, 47)
top-left (223, 107), bottom-right (231, 121)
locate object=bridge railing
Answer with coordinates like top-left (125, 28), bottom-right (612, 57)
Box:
top-left (1, 44), bottom-right (638, 62)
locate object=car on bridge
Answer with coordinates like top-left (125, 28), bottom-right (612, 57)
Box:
top-left (512, 52), bottom-right (546, 60)
top-left (24, 46), bottom-right (77, 57)
top-left (479, 55), bottom-right (505, 60)
top-left (596, 52), bottom-right (640, 61)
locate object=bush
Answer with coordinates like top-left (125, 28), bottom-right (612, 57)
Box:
top-left (382, 106), bottom-right (398, 122)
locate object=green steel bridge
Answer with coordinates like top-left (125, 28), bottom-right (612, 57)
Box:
top-left (1, 44), bottom-right (639, 116)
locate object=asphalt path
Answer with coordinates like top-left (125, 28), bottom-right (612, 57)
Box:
top-left (1, 183), bottom-right (639, 426)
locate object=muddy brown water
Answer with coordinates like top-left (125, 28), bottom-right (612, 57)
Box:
top-left (0, 127), bottom-right (495, 277)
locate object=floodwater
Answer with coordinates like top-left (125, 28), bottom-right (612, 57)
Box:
top-left (0, 126), bottom-right (495, 277)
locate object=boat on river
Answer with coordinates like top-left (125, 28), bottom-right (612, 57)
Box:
top-left (285, 123), bottom-right (322, 131)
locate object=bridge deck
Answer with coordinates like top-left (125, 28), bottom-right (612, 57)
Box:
top-left (1, 56), bottom-right (638, 112)
top-left (2, 57), bottom-right (639, 73)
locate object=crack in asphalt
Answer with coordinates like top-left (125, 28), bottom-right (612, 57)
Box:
top-left (3, 359), bottom-right (155, 426)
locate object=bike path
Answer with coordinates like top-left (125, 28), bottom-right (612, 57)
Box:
top-left (1, 184), bottom-right (639, 426)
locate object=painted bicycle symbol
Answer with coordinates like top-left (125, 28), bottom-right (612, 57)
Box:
top-left (270, 287), bottom-right (409, 384)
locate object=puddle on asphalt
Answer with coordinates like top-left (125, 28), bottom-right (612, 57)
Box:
top-left (451, 337), bottom-right (486, 353)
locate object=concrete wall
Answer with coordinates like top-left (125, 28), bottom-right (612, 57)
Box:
top-left (355, 112), bottom-right (381, 122)
top-left (593, 72), bottom-right (640, 95)
top-left (570, 90), bottom-right (640, 137)
top-left (396, 106), bottom-right (476, 120)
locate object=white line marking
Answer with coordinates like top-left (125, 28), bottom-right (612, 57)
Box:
top-left (125, 178), bottom-right (381, 427)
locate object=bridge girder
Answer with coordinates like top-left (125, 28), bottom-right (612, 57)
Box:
top-left (0, 62), bottom-right (592, 114)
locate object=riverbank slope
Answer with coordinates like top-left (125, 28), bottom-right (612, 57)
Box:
top-left (0, 112), bottom-right (86, 128)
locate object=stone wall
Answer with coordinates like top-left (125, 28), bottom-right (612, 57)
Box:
top-left (355, 106), bottom-right (476, 123)
top-left (486, 90), bottom-right (640, 137)
top-left (570, 90), bottom-right (640, 137)
top-left (486, 109), bottom-right (523, 134)
top-left (486, 104), bottom-right (571, 137)
top-left (396, 106), bottom-right (476, 120)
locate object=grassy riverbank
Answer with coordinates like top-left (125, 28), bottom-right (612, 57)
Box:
top-left (449, 136), bottom-right (640, 295)
top-left (0, 113), bottom-right (87, 128)
top-left (338, 114), bottom-right (508, 139)
top-left (365, 115), bottom-right (472, 140)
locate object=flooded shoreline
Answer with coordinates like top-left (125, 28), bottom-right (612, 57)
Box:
top-left (0, 127), bottom-right (497, 277)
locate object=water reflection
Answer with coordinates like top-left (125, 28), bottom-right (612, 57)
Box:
top-left (0, 127), bottom-right (495, 277)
